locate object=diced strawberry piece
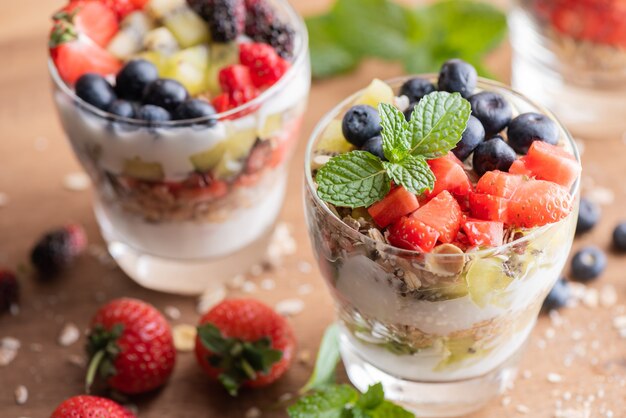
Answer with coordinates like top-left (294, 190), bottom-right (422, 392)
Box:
top-left (62, 1), bottom-right (119, 47)
top-left (507, 179), bottom-right (573, 228)
top-left (239, 42), bottom-right (290, 88)
top-left (130, 0), bottom-right (149, 6)
top-left (219, 65), bottom-right (253, 93)
top-left (388, 216), bottom-right (440, 252)
top-left (462, 219), bottom-right (504, 247)
top-left (212, 93), bottom-right (232, 113)
top-left (367, 186), bottom-right (419, 228)
top-left (476, 170), bottom-right (524, 199)
top-left (411, 190), bottom-right (462, 243)
top-left (50, 38), bottom-right (122, 85)
top-left (509, 157), bottom-right (533, 176)
top-left (469, 192), bottom-right (509, 222)
top-left (524, 141), bottom-right (581, 189)
top-left (229, 86), bottom-right (259, 107)
top-left (425, 152), bottom-right (472, 198)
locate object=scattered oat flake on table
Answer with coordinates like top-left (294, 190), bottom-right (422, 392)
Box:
top-left (0, 192), bottom-right (8, 207)
top-left (297, 283), bottom-right (313, 296)
top-left (275, 298), bottom-right (304, 317)
top-left (0, 337), bottom-right (21, 366)
top-left (63, 172), bottom-right (90, 191)
top-left (297, 261), bottom-right (312, 274)
top-left (242, 281), bottom-right (257, 294)
top-left (547, 373), bottom-right (563, 383)
top-left (164, 305), bottom-right (181, 320)
top-left (515, 404), bottom-right (530, 414)
top-left (196, 283), bottom-right (226, 315)
top-left (500, 396), bottom-right (511, 407)
top-left (245, 407), bottom-right (262, 418)
top-left (226, 274), bottom-right (246, 290)
top-left (260, 278), bottom-right (275, 290)
top-left (172, 324), bottom-right (197, 352)
top-left (600, 285), bottom-right (618, 307)
top-left (298, 349), bottom-right (311, 365)
top-left (58, 323), bottom-right (80, 347)
top-left (14, 385), bottom-right (28, 405)
top-left (67, 354), bottom-right (86, 368)
top-left (585, 186), bottom-right (614, 206)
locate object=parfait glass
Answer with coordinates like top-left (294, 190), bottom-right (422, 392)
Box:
top-left (304, 77), bottom-right (580, 417)
top-left (509, 0), bottom-right (626, 138)
top-left (50, 0), bottom-right (310, 295)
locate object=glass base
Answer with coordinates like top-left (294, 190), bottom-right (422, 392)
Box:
top-left (102, 225), bottom-right (274, 295)
top-left (340, 331), bottom-right (521, 417)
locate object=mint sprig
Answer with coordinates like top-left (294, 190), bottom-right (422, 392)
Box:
top-left (315, 91), bottom-right (470, 208)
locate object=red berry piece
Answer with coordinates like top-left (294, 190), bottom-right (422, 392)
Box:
top-left (86, 298), bottom-right (176, 395)
top-left (387, 216), bottom-right (440, 252)
top-left (219, 64), bottom-right (253, 93)
top-left (412, 190), bottom-right (463, 243)
top-left (524, 141), bottom-right (581, 189)
top-left (469, 192), bottom-right (509, 222)
top-left (51, 395), bottom-right (135, 418)
top-left (462, 219), bottom-right (504, 247)
top-left (507, 179), bottom-right (573, 228)
top-left (367, 186), bottom-right (419, 228)
top-left (0, 270), bottom-right (19, 314)
top-left (425, 152), bottom-right (472, 198)
top-left (475, 170), bottom-right (524, 199)
top-left (31, 224), bottom-right (87, 277)
top-left (239, 42), bottom-right (290, 88)
top-left (195, 298), bottom-right (295, 395)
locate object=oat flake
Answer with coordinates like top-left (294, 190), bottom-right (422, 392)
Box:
top-left (275, 299), bottom-right (304, 317)
top-left (245, 407), bottom-right (262, 418)
top-left (15, 385), bottom-right (28, 405)
top-left (58, 323), bottom-right (80, 347)
top-left (63, 172), bottom-right (90, 191)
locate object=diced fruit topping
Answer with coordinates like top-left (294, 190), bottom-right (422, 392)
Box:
top-left (576, 197), bottom-right (600, 234)
top-left (61, 1), bottom-right (120, 47)
top-left (507, 112), bottom-right (559, 155)
top-left (187, 0), bottom-right (245, 42)
top-left (108, 99), bottom-right (136, 118)
top-left (75, 73), bottom-right (117, 110)
top-left (438, 59), bottom-right (477, 98)
top-left (102, 0), bottom-right (141, 20)
top-left (475, 170), bottom-right (524, 199)
top-left (387, 216), bottom-right (440, 252)
top-left (0, 269), bottom-right (19, 314)
top-left (341, 105), bottom-right (382, 147)
top-left (108, 11), bottom-right (156, 60)
top-left (399, 77), bottom-right (435, 103)
top-left (219, 64), bottom-right (253, 93)
top-left (507, 179), bottom-right (572, 228)
top-left (252, 20), bottom-right (294, 60)
top-left (142, 78), bottom-right (189, 111)
top-left (452, 115), bottom-right (485, 161)
top-left (412, 191), bottom-right (462, 243)
top-left (469, 192), bottom-right (509, 222)
top-left (239, 42), bottom-right (290, 88)
top-left (173, 98), bottom-right (216, 123)
top-left (142, 26), bottom-right (180, 55)
top-left (355, 79), bottom-right (394, 108)
top-left (30, 224), bottom-right (87, 277)
top-left (123, 157), bottom-right (165, 180)
top-left (315, 120), bottom-right (353, 154)
top-left (367, 186), bottom-right (419, 228)
top-left (244, 0), bottom-right (275, 39)
top-left (524, 140), bottom-right (580, 189)
top-left (462, 219), bottom-right (504, 247)
top-left (195, 298), bottom-right (295, 395)
top-left (162, 3), bottom-right (210, 48)
top-left (508, 156), bottom-right (533, 176)
top-left (468, 91), bottom-right (512, 137)
top-left (465, 257), bottom-right (512, 308)
top-left (51, 395), bottom-right (135, 418)
top-left (542, 277), bottom-right (571, 312)
top-left (613, 222), bottom-right (626, 252)
top-left (115, 59), bottom-right (159, 101)
top-left (138, 104), bottom-right (171, 122)
top-left (164, 45), bottom-right (211, 95)
top-left (426, 153), bottom-right (472, 198)
top-left (212, 93), bottom-right (232, 113)
top-left (570, 246), bottom-right (606, 282)
top-left (361, 135), bottom-right (385, 160)
top-left (472, 136), bottom-right (516, 175)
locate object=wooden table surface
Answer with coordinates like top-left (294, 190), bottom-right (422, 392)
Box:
top-left (1, 1), bottom-right (626, 417)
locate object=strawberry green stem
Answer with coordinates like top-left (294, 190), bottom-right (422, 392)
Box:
top-left (85, 349), bottom-right (106, 393)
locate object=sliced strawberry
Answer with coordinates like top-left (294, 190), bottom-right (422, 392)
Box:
top-left (425, 152), bottom-right (472, 198)
top-left (388, 216), bottom-right (440, 252)
top-left (524, 141), bottom-right (580, 189)
top-left (61, 1), bottom-right (119, 47)
top-left (367, 186), bottom-right (419, 228)
top-left (219, 64), bottom-right (254, 93)
top-left (476, 170), bottom-right (524, 199)
top-left (462, 219), bottom-right (504, 247)
top-left (50, 36), bottom-right (122, 85)
top-left (469, 192), bottom-right (509, 222)
top-left (239, 42), bottom-right (290, 88)
top-left (509, 156), bottom-right (533, 176)
top-left (411, 190), bottom-right (462, 243)
top-left (508, 179), bottom-right (572, 228)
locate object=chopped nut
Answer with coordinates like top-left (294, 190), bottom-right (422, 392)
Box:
top-left (404, 271), bottom-right (422, 291)
top-left (14, 385), bottom-right (28, 405)
top-left (58, 323), bottom-right (80, 347)
top-left (425, 244), bottom-right (465, 276)
top-left (245, 407), bottom-right (262, 418)
top-left (172, 324), bottom-right (197, 352)
top-left (275, 299), bottom-right (305, 317)
top-left (298, 350), bottom-right (312, 365)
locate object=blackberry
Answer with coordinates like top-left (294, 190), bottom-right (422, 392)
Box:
top-left (245, 0), bottom-right (274, 38)
top-left (257, 22), bottom-right (295, 59)
top-left (0, 270), bottom-right (19, 314)
top-left (244, 0), bottom-right (294, 59)
top-left (31, 224), bottom-right (87, 277)
top-left (188, 0), bottom-right (245, 43)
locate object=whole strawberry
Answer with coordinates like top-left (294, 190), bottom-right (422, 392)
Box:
top-left (31, 224), bottom-right (87, 277)
top-left (195, 298), bottom-right (296, 395)
top-left (51, 395), bottom-right (135, 418)
top-left (86, 298), bottom-right (176, 394)
top-left (0, 269), bottom-right (19, 314)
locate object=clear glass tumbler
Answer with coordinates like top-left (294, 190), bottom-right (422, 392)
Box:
top-left (50, 0), bottom-right (310, 295)
top-left (304, 77), bottom-right (580, 417)
top-left (509, 0), bottom-right (626, 139)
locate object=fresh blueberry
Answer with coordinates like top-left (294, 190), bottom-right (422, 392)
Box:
top-left (142, 78), bottom-right (189, 112)
top-left (452, 115), bottom-right (485, 161)
top-left (107, 100), bottom-right (136, 119)
top-left (115, 59), bottom-right (159, 101)
top-left (438, 59), bottom-right (477, 98)
top-left (342, 105), bottom-right (382, 147)
top-left (471, 136), bottom-right (516, 175)
top-left (403, 102), bottom-right (417, 121)
top-left (399, 77), bottom-right (436, 103)
top-left (576, 197), bottom-right (601, 234)
top-left (468, 91), bottom-right (512, 136)
top-left (138, 105), bottom-right (171, 123)
top-left (173, 99), bottom-right (217, 125)
top-left (507, 112), bottom-right (559, 154)
top-left (612, 222), bottom-right (626, 252)
top-left (361, 136), bottom-right (385, 160)
top-left (570, 246), bottom-right (606, 282)
top-left (75, 73), bottom-right (116, 111)
top-left (542, 277), bottom-right (571, 312)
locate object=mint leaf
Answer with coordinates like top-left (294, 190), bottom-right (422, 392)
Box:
top-left (306, 15), bottom-right (359, 78)
top-left (378, 103), bottom-right (410, 163)
top-left (301, 324), bottom-right (341, 394)
top-left (367, 401), bottom-right (415, 418)
top-left (383, 156), bottom-right (435, 195)
top-left (408, 92), bottom-right (471, 158)
top-left (288, 385), bottom-right (359, 418)
top-left (316, 151), bottom-right (390, 208)
top-left (356, 383), bottom-right (385, 410)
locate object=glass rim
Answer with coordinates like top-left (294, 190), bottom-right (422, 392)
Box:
top-left (303, 75), bottom-right (581, 259)
top-left (48, 0), bottom-right (309, 127)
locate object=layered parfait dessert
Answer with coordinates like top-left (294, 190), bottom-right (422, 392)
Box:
top-left (49, 0), bottom-right (309, 293)
top-left (304, 60), bottom-right (581, 416)
top-left (510, 0), bottom-right (626, 137)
